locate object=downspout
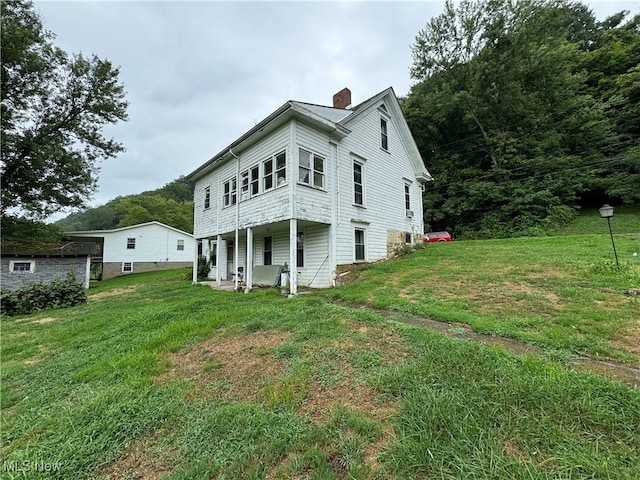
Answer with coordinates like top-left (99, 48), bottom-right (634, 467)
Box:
top-left (230, 148), bottom-right (240, 291)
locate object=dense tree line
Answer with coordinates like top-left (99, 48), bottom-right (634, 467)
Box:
top-left (404, 0), bottom-right (639, 238)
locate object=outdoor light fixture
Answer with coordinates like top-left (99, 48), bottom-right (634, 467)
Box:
top-left (599, 204), bottom-right (620, 272)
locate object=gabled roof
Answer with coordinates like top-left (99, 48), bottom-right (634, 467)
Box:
top-left (186, 87), bottom-right (432, 183)
top-left (1, 241), bottom-right (101, 257)
top-left (64, 221), bottom-right (193, 238)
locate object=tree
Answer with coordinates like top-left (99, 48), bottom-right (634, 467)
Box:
top-left (1, 0), bottom-right (128, 220)
top-left (405, 0), bottom-right (634, 238)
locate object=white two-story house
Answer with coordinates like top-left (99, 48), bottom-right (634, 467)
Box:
top-left (187, 87), bottom-right (432, 294)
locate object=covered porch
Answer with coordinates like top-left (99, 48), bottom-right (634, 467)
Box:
top-left (194, 219), bottom-right (333, 295)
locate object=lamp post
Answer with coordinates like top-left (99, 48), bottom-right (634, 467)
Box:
top-left (599, 204), bottom-right (619, 272)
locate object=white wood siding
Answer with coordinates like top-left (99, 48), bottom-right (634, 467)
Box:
top-left (101, 224), bottom-right (195, 263)
top-left (294, 122), bottom-right (332, 224)
top-left (335, 105), bottom-right (424, 264)
top-left (194, 124), bottom-right (292, 238)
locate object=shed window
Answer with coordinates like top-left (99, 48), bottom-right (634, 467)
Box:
top-left (127, 238), bottom-right (136, 249)
top-left (10, 261), bottom-right (34, 273)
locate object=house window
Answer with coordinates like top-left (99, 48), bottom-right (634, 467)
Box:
top-left (299, 149), bottom-right (324, 189)
top-left (263, 151), bottom-right (287, 192)
top-left (355, 229), bottom-right (365, 261)
top-left (263, 158), bottom-right (273, 191)
top-left (353, 161), bottom-right (364, 206)
top-left (263, 236), bottom-right (272, 266)
top-left (204, 186), bottom-right (211, 209)
top-left (296, 231), bottom-right (304, 267)
top-left (223, 177), bottom-right (237, 207)
top-left (405, 232), bottom-right (412, 244)
top-left (127, 238), bottom-right (136, 249)
top-left (240, 170), bottom-right (250, 200)
top-left (250, 166), bottom-right (259, 196)
top-left (10, 260), bottom-right (34, 273)
top-left (122, 262), bottom-right (133, 272)
top-left (275, 151), bottom-right (286, 186)
top-left (177, 239), bottom-right (185, 251)
top-left (380, 117), bottom-right (389, 150)
top-left (405, 184), bottom-right (411, 211)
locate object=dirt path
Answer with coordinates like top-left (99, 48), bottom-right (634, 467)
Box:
top-left (337, 302), bottom-right (640, 388)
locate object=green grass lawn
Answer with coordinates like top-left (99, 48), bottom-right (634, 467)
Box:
top-left (326, 233), bottom-right (640, 365)
top-left (1, 267), bottom-right (639, 479)
top-left (552, 205), bottom-right (640, 236)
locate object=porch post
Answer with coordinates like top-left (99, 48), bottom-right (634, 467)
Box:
top-left (245, 227), bottom-right (253, 292)
top-left (289, 218), bottom-right (298, 295)
top-left (216, 234), bottom-right (223, 285)
top-left (192, 240), bottom-right (199, 284)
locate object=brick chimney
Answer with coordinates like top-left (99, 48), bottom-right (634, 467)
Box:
top-left (332, 87), bottom-right (352, 109)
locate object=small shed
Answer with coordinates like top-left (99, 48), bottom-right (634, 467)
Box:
top-left (1, 241), bottom-right (101, 291)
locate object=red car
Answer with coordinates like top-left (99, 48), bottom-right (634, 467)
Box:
top-left (423, 231), bottom-right (454, 243)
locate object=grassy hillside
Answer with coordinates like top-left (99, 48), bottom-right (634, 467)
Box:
top-left (327, 233), bottom-right (640, 365)
top-left (2, 251), bottom-right (639, 478)
top-left (553, 205), bottom-right (640, 236)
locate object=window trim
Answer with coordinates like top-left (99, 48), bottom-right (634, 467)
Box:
top-left (298, 148), bottom-right (325, 190)
top-left (204, 186), bottom-right (211, 209)
top-left (354, 228), bottom-right (366, 262)
top-left (404, 183), bottom-right (411, 213)
top-left (263, 150), bottom-right (287, 192)
top-left (127, 237), bottom-right (136, 250)
top-left (353, 160), bottom-right (364, 206)
top-left (10, 260), bottom-right (35, 273)
top-left (296, 231), bottom-right (304, 268)
top-left (122, 262), bottom-right (134, 273)
top-left (380, 116), bottom-right (389, 151)
top-left (223, 177), bottom-right (237, 207)
top-left (263, 236), bottom-right (273, 266)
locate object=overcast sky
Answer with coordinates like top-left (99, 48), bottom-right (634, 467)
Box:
top-left (33, 0), bottom-right (638, 215)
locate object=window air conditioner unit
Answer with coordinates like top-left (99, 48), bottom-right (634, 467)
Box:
top-left (406, 210), bottom-right (414, 218)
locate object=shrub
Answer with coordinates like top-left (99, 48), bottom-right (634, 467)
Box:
top-left (1, 275), bottom-right (86, 316)
top-left (197, 255), bottom-right (211, 280)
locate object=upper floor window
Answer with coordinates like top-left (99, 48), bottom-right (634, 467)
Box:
top-left (299, 149), bottom-right (324, 189)
top-left (127, 237), bottom-right (136, 249)
top-left (263, 151), bottom-right (287, 192)
top-left (353, 161), bottom-right (364, 206)
top-left (404, 183), bottom-right (411, 211)
top-left (177, 239), bottom-right (185, 251)
top-left (240, 170), bottom-right (250, 200)
top-left (223, 177), bottom-right (237, 207)
top-left (204, 186), bottom-right (211, 209)
top-left (380, 117), bottom-right (389, 150)
top-left (250, 166), bottom-right (260, 196)
top-left (263, 158), bottom-right (273, 191)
